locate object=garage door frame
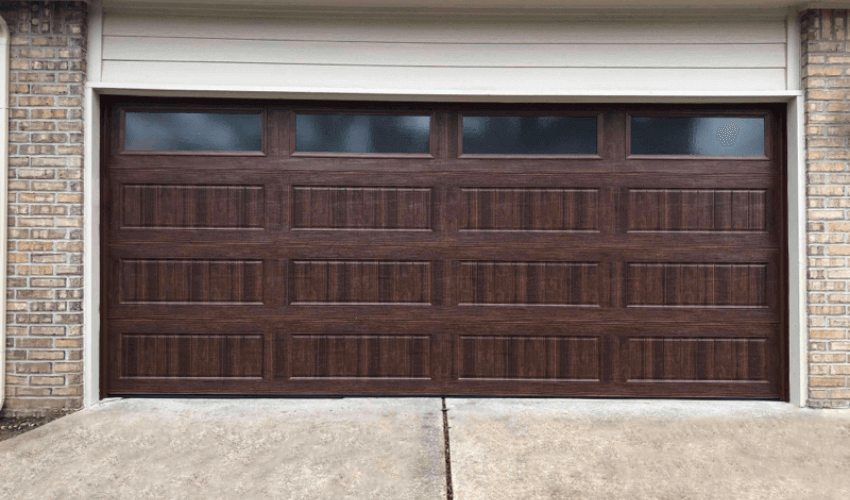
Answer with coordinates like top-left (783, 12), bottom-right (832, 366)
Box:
top-left (93, 96), bottom-right (797, 401)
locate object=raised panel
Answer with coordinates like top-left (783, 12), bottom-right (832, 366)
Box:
top-left (288, 334), bottom-right (431, 379)
top-left (119, 260), bottom-right (264, 304)
top-left (121, 334), bottom-right (264, 378)
top-left (460, 188), bottom-right (598, 231)
top-left (459, 336), bottom-right (599, 380)
top-left (626, 338), bottom-right (768, 381)
top-left (627, 263), bottom-right (767, 307)
top-left (459, 262), bottom-right (599, 306)
top-left (291, 261), bottom-right (432, 304)
top-left (122, 184), bottom-right (265, 228)
top-left (628, 189), bottom-right (767, 232)
top-left (292, 187), bottom-right (432, 230)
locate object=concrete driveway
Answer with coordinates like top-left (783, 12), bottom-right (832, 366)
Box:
top-left (1, 398), bottom-right (849, 500)
top-left (0, 398), bottom-right (447, 500)
top-left (447, 399), bottom-right (850, 500)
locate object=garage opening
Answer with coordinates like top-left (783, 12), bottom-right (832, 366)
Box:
top-left (101, 99), bottom-right (787, 399)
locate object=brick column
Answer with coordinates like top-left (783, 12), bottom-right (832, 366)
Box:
top-left (1, 1), bottom-right (86, 416)
top-left (802, 9), bottom-right (850, 408)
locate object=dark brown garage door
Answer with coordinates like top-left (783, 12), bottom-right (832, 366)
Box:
top-left (101, 100), bottom-right (787, 400)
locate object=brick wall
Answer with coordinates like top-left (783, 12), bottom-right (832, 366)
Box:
top-left (803, 9), bottom-right (850, 409)
top-left (1, 1), bottom-right (86, 416)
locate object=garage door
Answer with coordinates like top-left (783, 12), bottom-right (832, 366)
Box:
top-left (101, 100), bottom-right (786, 399)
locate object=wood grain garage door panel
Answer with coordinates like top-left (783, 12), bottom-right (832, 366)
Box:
top-left (625, 337), bottom-right (769, 382)
top-left (292, 186), bottom-right (433, 230)
top-left (626, 263), bottom-right (768, 308)
top-left (291, 260), bottom-right (434, 305)
top-left (627, 189), bottom-right (768, 232)
top-left (121, 334), bottom-right (264, 379)
top-left (459, 188), bottom-right (599, 231)
top-left (122, 184), bottom-right (265, 228)
top-left (458, 261), bottom-right (600, 306)
top-left (459, 336), bottom-right (600, 380)
top-left (102, 101), bottom-right (785, 399)
top-left (119, 259), bottom-right (264, 304)
top-left (286, 334), bottom-right (432, 379)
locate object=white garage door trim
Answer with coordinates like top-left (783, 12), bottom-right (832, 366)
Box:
top-left (0, 13), bottom-right (10, 413)
top-left (81, 1), bottom-right (807, 406)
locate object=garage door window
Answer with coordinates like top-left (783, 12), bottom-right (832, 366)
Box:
top-left (295, 113), bottom-right (431, 154)
top-left (123, 111), bottom-right (263, 153)
top-left (461, 115), bottom-right (597, 156)
top-left (630, 116), bottom-right (765, 156)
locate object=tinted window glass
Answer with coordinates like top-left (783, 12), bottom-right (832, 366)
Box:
top-left (462, 116), bottom-right (597, 155)
top-left (124, 112), bottom-right (263, 152)
top-left (630, 116), bottom-right (765, 156)
top-left (296, 114), bottom-right (431, 154)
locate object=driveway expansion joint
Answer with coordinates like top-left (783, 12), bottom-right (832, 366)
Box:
top-left (442, 397), bottom-right (454, 500)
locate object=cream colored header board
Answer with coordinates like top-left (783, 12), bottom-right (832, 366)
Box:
top-left (100, 10), bottom-right (789, 93)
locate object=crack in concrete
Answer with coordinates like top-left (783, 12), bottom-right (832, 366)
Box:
top-left (442, 397), bottom-right (454, 500)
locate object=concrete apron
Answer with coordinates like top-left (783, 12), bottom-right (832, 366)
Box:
top-left (0, 398), bottom-right (447, 500)
top-left (446, 399), bottom-right (850, 500)
top-left (2, 398), bottom-right (850, 500)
